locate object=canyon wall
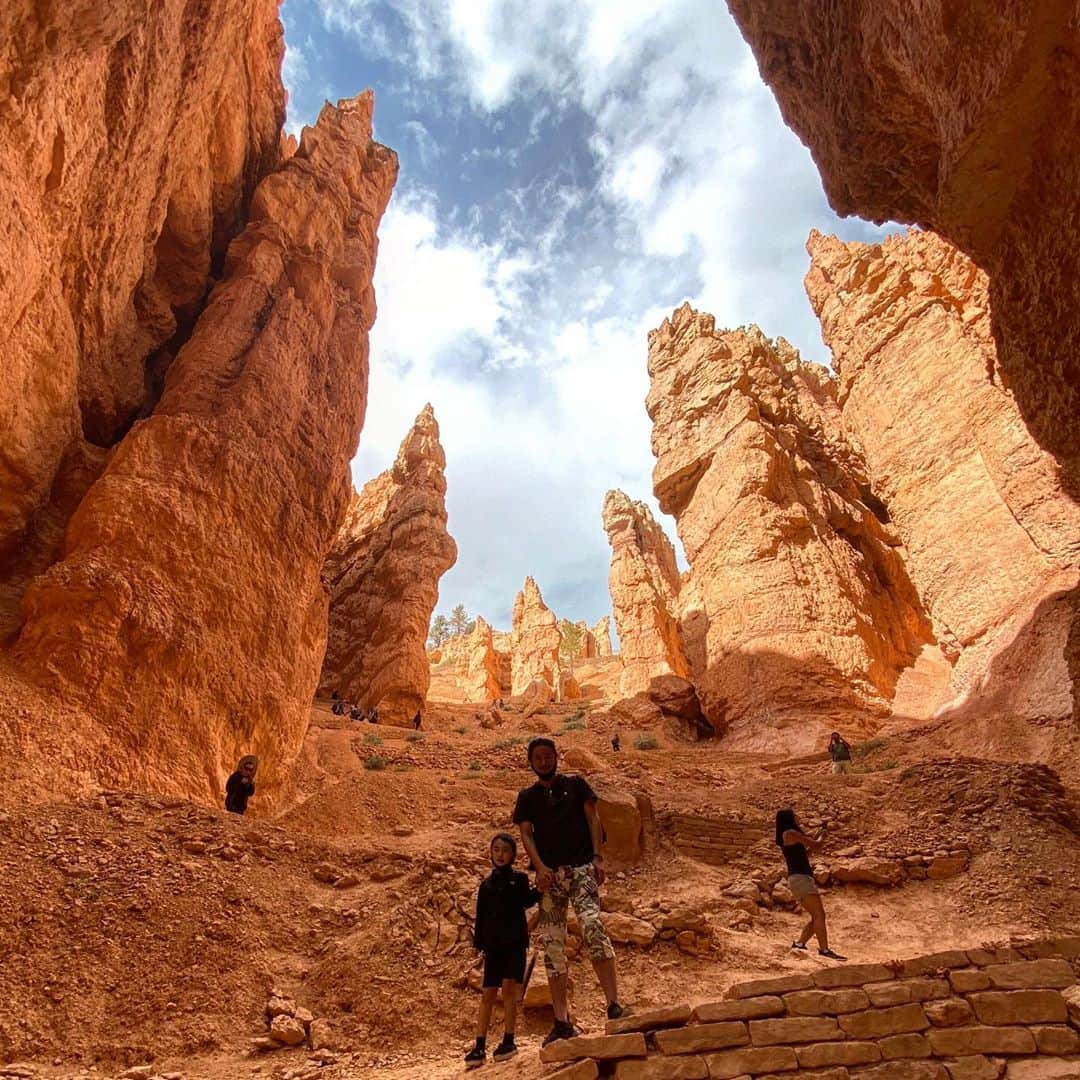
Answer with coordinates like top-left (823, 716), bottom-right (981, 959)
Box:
top-left (592, 616), bottom-right (613, 657)
top-left (320, 405), bottom-right (457, 724)
top-left (0, 0), bottom-right (286, 639)
top-left (510, 577), bottom-right (562, 697)
top-left (603, 489), bottom-right (688, 696)
top-left (647, 304), bottom-right (932, 749)
top-left (725, 0), bottom-right (1080, 723)
top-left (725, 1), bottom-right (1080, 491)
top-left (808, 228), bottom-right (1080, 719)
top-left (12, 94), bottom-right (398, 798)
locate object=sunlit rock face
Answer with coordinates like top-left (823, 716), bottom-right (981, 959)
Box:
top-left (13, 94), bottom-right (398, 800)
top-left (436, 616), bottom-right (504, 703)
top-left (646, 304), bottom-right (932, 750)
top-left (602, 489), bottom-right (689, 697)
top-left (725, 0), bottom-right (1080, 491)
top-left (0, 0), bottom-right (286, 637)
top-left (808, 227), bottom-right (1080, 720)
top-left (726, 0), bottom-right (1080, 722)
top-left (592, 616), bottom-right (613, 657)
top-left (320, 405), bottom-right (457, 725)
top-left (510, 577), bottom-right (562, 697)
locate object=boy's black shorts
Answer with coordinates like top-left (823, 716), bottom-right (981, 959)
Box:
top-left (482, 944), bottom-right (527, 987)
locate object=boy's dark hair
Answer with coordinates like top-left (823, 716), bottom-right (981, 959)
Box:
top-left (526, 736), bottom-right (557, 761)
top-left (490, 831), bottom-right (517, 859)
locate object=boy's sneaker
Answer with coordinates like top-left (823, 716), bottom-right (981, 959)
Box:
top-left (492, 1035), bottom-right (518, 1062)
top-left (542, 1020), bottom-right (579, 1046)
top-left (464, 1044), bottom-right (486, 1070)
top-left (607, 1002), bottom-right (630, 1021)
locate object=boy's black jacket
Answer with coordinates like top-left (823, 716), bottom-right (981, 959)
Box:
top-left (473, 866), bottom-right (540, 951)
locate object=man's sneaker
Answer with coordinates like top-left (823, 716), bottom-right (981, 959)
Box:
top-left (607, 1002), bottom-right (630, 1021)
top-left (464, 1044), bottom-right (486, 1070)
top-left (542, 1020), bottom-right (579, 1046)
top-left (491, 1035), bottom-right (518, 1062)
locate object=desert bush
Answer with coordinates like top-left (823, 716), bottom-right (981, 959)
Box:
top-left (364, 755), bottom-right (387, 771)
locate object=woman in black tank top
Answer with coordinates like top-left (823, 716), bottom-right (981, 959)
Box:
top-left (775, 808), bottom-right (844, 960)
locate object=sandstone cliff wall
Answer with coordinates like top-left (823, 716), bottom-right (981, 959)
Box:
top-left (726, 0), bottom-right (1080, 722)
top-left (13, 95), bottom-right (398, 800)
top-left (0, 0), bottom-right (286, 637)
top-left (603, 489), bottom-right (689, 697)
top-left (320, 405), bottom-right (457, 724)
top-left (808, 228), bottom-right (1080, 718)
top-left (647, 304), bottom-right (932, 748)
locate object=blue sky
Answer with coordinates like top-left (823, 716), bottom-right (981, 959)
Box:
top-left (281, 0), bottom-right (896, 633)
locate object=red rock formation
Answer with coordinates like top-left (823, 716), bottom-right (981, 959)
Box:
top-left (602, 490), bottom-right (689, 697)
top-left (726, 1), bottom-right (1080, 722)
top-left (13, 94), bottom-right (398, 799)
top-left (725, 1), bottom-right (1080, 491)
top-left (319, 405), bottom-right (457, 725)
top-left (647, 304), bottom-right (932, 748)
top-left (573, 620), bottom-right (598, 660)
top-left (592, 616), bottom-right (613, 657)
top-left (0, 0), bottom-right (286, 635)
top-left (434, 616), bottom-right (502, 703)
top-left (510, 577), bottom-right (562, 697)
top-left (807, 228), bottom-right (1080, 713)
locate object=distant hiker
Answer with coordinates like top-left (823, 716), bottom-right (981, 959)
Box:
top-left (776, 808), bottom-right (844, 960)
top-left (412, 710), bottom-right (422, 731)
top-left (370, 707), bottom-right (379, 724)
top-left (464, 833), bottom-right (539, 1069)
top-left (611, 732), bottom-right (621, 752)
top-left (829, 732), bottom-right (852, 774)
top-left (513, 737), bottom-right (626, 1045)
top-left (350, 705), bottom-right (363, 722)
top-left (331, 699), bottom-right (345, 716)
top-left (224, 755), bottom-right (257, 816)
top-left (331, 690), bottom-right (340, 701)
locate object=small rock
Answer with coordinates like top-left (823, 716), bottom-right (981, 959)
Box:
top-left (266, 995), bottom-right (296, 1018)
top-left (270, 1014), bottom-right (307, 1046)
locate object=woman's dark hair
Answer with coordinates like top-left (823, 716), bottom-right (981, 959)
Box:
top-left (775, 808), bottom-right (797, 847)
top-left (490, 832), bottom-right (517, 860)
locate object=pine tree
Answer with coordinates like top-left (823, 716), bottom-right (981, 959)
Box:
top-left (559, 619), bottom-right (583, 674)
top-left (450, 603), bottom-right (470, 636)
top-left (429, 613), bottom-right (450, 648)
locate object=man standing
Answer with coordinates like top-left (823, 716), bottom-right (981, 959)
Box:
top-left (224, 755), bottom-right (257, 815)
top-left (828, 732), bottom-right (852, 774)
top-left (512, 737), bottom-right (626, 1044)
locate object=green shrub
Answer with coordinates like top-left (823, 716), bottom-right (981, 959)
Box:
top-left (363, 732), bottom-right (383, 746)
top-left (393, 763), bottom-right (412, 773)
top-left (364, 755), bottom-right (387, 771)
top-left (454, 725), bottom-right (467, 735)
top-left (561, 719), bottom-right (586, 732)
top-left (633, 735), bottom-right (659, 751)
top-left (854, 737), bottom-right (886, 758)
top-left (405, 732), bottom-right (425, 743)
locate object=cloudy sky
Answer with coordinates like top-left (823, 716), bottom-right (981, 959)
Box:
top-left (281, 0), bottom-right (895, 634)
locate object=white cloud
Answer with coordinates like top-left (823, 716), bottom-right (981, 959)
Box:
top-left (285, 0), bottom-right (899, 629)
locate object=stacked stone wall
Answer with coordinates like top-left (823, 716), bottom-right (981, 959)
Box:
top-left (537, 938), bottom-right (1080, 1079)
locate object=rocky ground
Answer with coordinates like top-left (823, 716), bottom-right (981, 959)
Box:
top-left (0, 692), bottom-right (1077, 1080)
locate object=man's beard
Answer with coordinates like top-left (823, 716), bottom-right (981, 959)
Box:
top-left (534, 766), bottom-right (557, 782)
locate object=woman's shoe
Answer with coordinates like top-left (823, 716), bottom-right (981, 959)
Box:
top-left (464, 1044), bottom-right (486, 1070)
top-left (492, 1034), bottom-right (518, 1062)
top-left (818, 947), bottom-right (847, 960)
top-left (791, 941), bottom-right (808, 950)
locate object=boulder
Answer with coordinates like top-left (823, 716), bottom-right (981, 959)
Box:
top-left (831, 857), bottom-right (904, 886)
top-left (601, 912), bottom-right (657, 947)
top-left (591, 779), bottom-right (645, 868)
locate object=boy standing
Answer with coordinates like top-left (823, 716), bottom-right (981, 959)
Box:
top-left (466, 832), bottom-right (539, 1068)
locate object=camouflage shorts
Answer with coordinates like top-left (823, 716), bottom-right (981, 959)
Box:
top-left (537, 863), bottom-right (615, 976)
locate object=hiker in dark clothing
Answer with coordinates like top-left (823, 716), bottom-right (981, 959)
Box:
top-left (828, 731), bottom-right (852, 774)
top-left (464, 833), bottom-right (539, 1069)
top-left (225, 755), bottom-right (257, 815)
top-left (370, 707), bottom-right (379, 724)
top-left (776, 807), bottom-right (844, 959)
top-left (513, 737), bottom-right (627, 1046)
top-left (412, 710), bottom-right (422, 731)
top-left (611, 731), bottom-right (621, 752)
top-left (350, 705), bottom-right (363, 722)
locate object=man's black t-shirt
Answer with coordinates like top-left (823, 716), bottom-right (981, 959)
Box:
top-left (512, 773), bottom-right (598, 869)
